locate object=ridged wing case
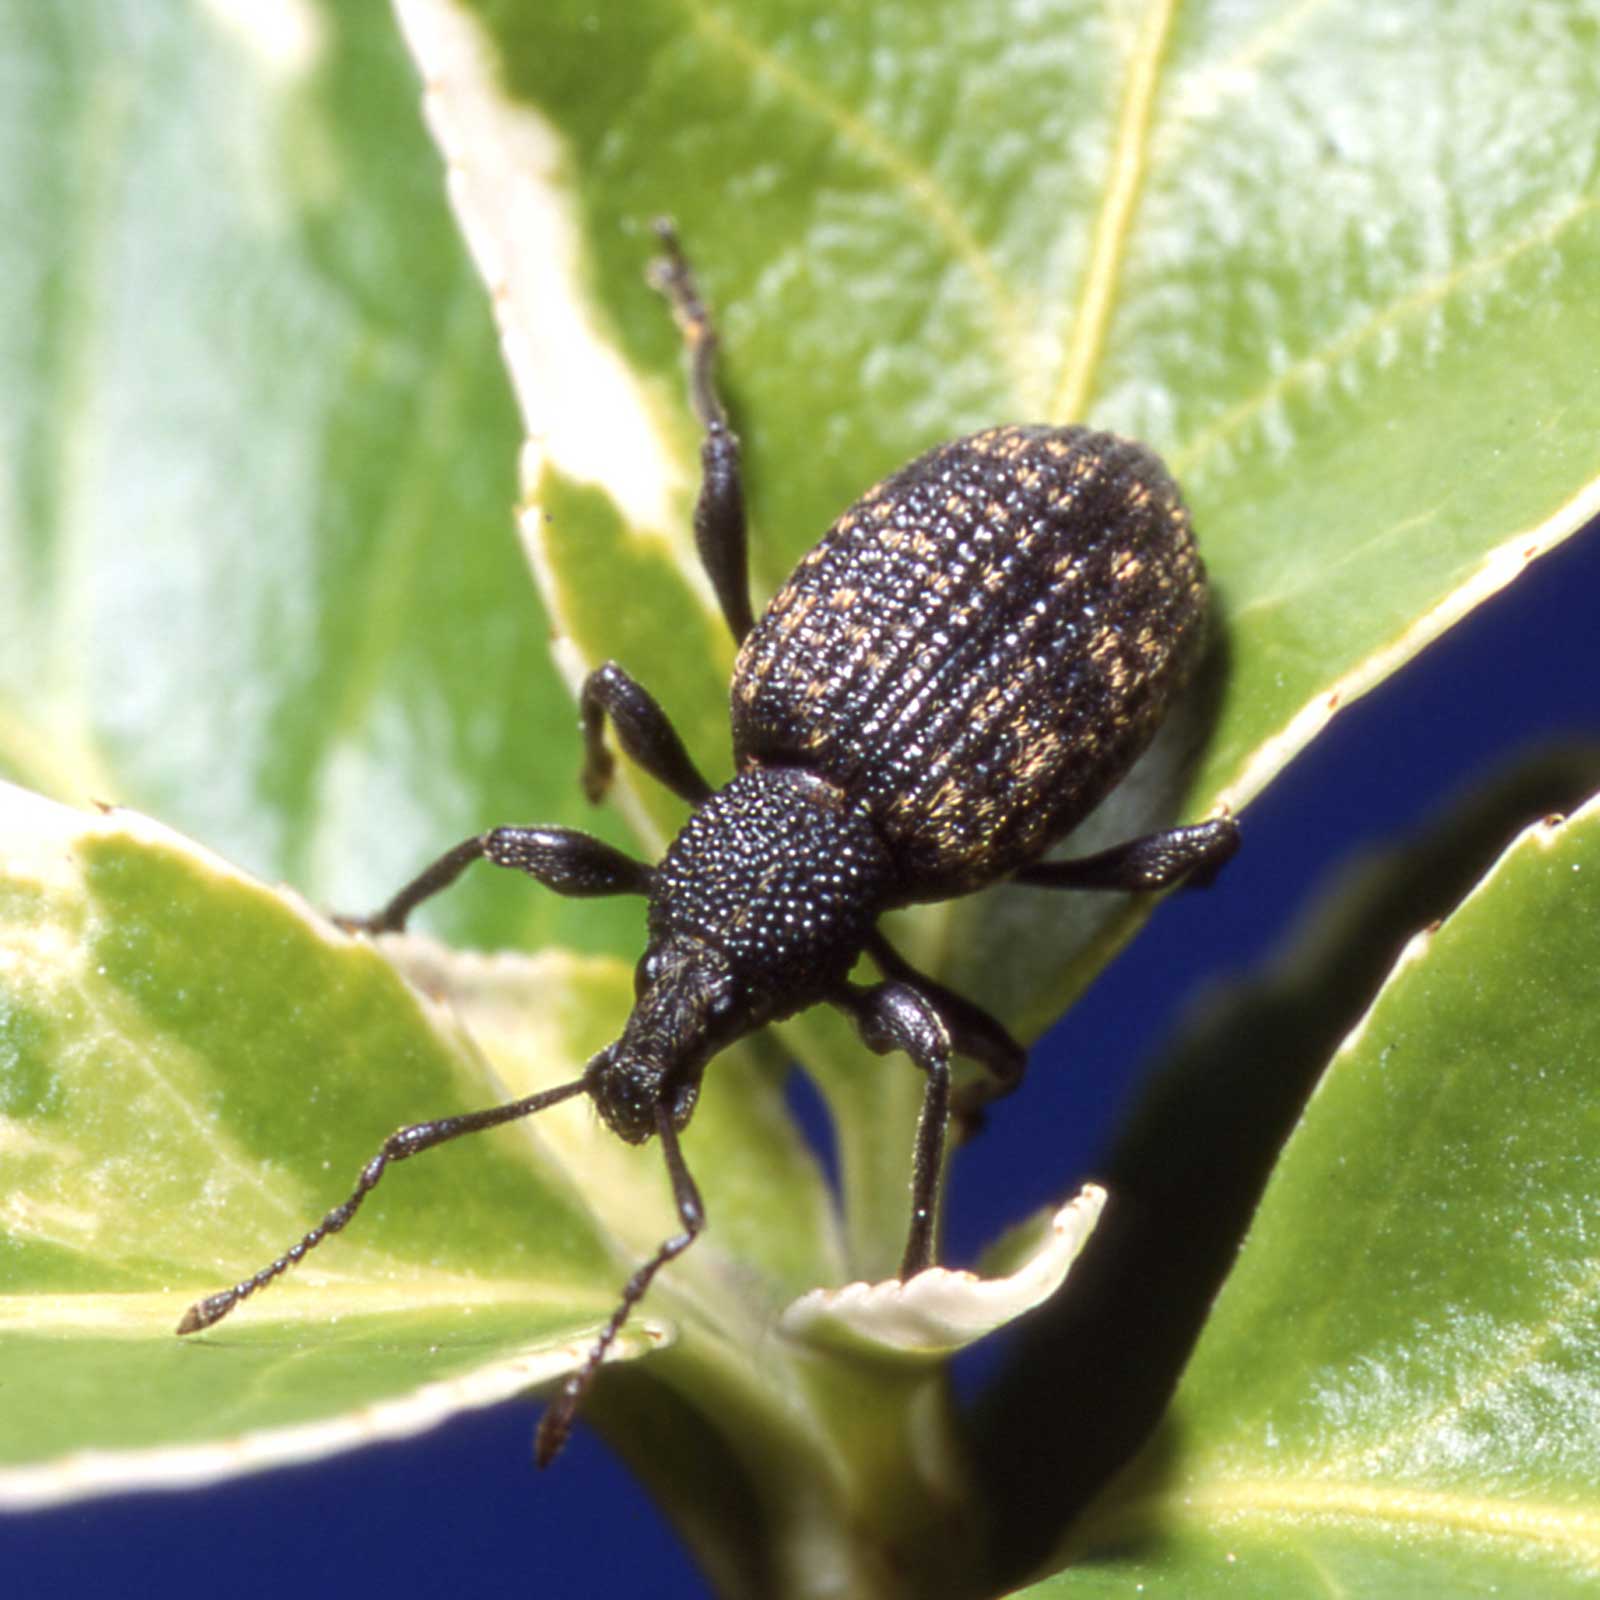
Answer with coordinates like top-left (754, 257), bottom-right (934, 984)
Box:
top-left (730, 425), bottom-right (1208, 901)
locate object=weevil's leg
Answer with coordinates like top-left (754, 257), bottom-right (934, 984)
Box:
top-left (338, 825), bottom-right (655, 936)
top-left (648, 218), bottom-right (754, 645)
top-left (534, 1105), bottom-right (706, 1467)
top-left (176, 1076), bottom-right (592, 1336)
top-left (1013, 816), bottom-right (1240, 893)
top-left (579, 659), bottom-right (713, 807)
top-left (832, 980), bottom-right (953, 1278)
top-left (865, 931), bottom-right (1025, 1129)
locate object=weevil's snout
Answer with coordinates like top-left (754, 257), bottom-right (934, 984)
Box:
top-left (587, 937), bottom-right (746, 1144)
top-left (585, 1045), bottom-right (667, 1145)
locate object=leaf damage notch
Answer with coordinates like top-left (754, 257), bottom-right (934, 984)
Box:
top-left (779, 1185), bottom-right (1106, 1360)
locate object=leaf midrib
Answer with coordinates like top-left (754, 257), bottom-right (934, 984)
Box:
top-left (1048, 0), bottom-right (1181, 426)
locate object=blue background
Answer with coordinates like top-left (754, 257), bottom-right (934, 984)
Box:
top-left (5, 515), bottom-right (1598, 1595)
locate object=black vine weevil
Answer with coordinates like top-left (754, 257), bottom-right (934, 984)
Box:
top-left (177, 221), bottom-right (1239, 1463)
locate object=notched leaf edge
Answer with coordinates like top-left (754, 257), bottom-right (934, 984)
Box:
top-left (779, 1185), bottom-right (1105, 1360)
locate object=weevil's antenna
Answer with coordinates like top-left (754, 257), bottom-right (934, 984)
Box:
top-left (534, 1102), bottom-right (706, 1467)
top-left (176, 1073), bottom-right (594, 1336)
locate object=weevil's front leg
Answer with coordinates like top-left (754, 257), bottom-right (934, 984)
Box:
top-left (339, 826), bottom-right (654, 936)
top-left (832, 979), bottom-right (954, 1278)
top-left (1013, 816), bottom-right (1240, 892)
top-left (579, 659), bottom-right (713, 807)
top-left (533, 1105), bottom-right (706, 1467)
top-left (648, 219), bottom-right (754, 645)
top-left (866, 930), bottom-right (1026, 1110)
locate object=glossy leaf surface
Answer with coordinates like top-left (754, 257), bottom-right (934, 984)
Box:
top-left (1022, 796), bottom-right (1600, 1594)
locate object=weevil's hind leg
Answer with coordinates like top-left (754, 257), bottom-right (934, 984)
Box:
top-left (1013, 816), bottom-right (1240, 893)
top-left (865, 931), bottom-right (1025, 1131)
top-left (337, 825), bottom-right (655, 936)
top-left (579, 659), bottom-right (713, 807)
top-left (534, 1107), bottom-right (706, 1466)
top-left (648, 219), bottom-right (755, 645)
top-left (176, 1077), bottom-right (592, 1336)
top-left (832, 980), bottom-right (954, 1278)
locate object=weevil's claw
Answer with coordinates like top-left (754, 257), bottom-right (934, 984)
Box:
top-left (534, 1387), bottom-right (578, 1469)
top-left (580, 746), bottom-right (615, 806)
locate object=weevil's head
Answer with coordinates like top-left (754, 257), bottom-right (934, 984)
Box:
top-left (585, 935), bottom-right (753, 1145)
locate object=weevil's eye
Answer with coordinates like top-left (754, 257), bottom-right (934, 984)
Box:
top-left (635, 949), bottom-right (663, 997)
top-left (706, 987), bottom-right (738, 1027)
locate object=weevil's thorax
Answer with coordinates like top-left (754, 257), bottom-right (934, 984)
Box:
top-left (592, 769), bottom-right (890, 1146)
top-left (649, 766), bottom-right (892, 1021)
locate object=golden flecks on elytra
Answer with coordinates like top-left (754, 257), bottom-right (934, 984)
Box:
top-left (726, 422), bottom-right (1208, 896)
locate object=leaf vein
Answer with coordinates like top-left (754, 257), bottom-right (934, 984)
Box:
top-left (1049, 0), bottom-right (1184, 424)
top-left (1154, 0), bottom-right (1337, 157)
top-left (678, 0), bottom-right (1031, 397)
top-left (1172, 192), bottom-right (1600, 480)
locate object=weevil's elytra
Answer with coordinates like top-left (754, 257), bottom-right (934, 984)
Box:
top-left (177, 220), bottom-right (1240, 1468)
top-left (733, 425), bottom-right (1206, 897)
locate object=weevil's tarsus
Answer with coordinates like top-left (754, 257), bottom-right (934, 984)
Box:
top-left (334, 826), bottom-right (656, 938)
top-left (333, 834), bottom-right (488, 936)
top-left (648, 218), bottom-right (726, 434)
top-left (832, 980), bottom-right (954, 1277)
top-left (649, 217), bottom-right (754, 645)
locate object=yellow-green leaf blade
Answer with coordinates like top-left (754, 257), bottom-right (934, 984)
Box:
top-left (0, 784), bottom-right (653, 1497)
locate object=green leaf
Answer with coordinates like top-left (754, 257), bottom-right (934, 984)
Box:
top-left (0, 0), bottom-right (637, 958)
top-left (1021, 793), bottom-right (1600, 1594)
top-left (435, 0), bottom-right (1600, 916)
top-left (0, 782), bottom-right (639, 1496)
top-left (0, 779), bottom-right (858, 1500)
top-left (3, 1), bottom-right (1599, 1594)
top-left (969, 748), bottom-right (1600, 1583)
